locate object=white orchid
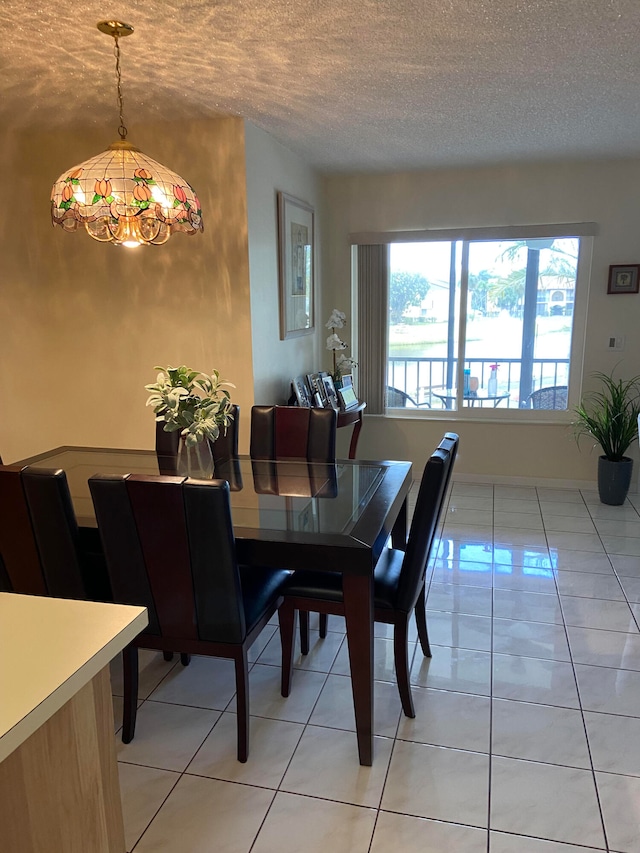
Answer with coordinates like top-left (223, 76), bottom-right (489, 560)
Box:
top-left (145, 365), bottom-right (235, 448)
top-left (325, 308), bottom-right (346, 330)
top-left (324, 309), bottom-right (358, 382)
top-left (326, 332), bottom-right (348, 351)
top-left (336, 354), bottom-right (357, 372)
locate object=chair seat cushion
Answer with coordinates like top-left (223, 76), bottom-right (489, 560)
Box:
top-left (283, 548), bottom-right (405, 611)
top-left (239, 565), bottom-right (290, 630)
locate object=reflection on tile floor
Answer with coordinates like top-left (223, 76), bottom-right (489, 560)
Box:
top-left (114, 481), bottom-right (640, 852)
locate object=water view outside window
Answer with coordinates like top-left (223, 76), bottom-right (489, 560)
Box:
top-left (387, 237), bottom-right (579, 411)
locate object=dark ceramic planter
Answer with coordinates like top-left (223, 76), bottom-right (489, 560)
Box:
top-left (597, 456), bottom-right (634, 506)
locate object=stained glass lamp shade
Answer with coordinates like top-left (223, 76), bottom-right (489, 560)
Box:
top-left (51, 140), bottom-right (203, 247)
top-left (50, 20), bottom-right (203, 248)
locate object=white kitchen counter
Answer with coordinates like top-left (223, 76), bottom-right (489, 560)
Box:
top-left (0, 592), bottom-right (147, 762)
top-left (0, 592), bottom-right (148, 853)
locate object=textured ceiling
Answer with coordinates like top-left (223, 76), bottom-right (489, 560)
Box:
top-left (3, 0), bottom-right (640, 172)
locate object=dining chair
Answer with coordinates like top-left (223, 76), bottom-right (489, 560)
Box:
top-left (250, 404), bottom-right (337, 645)
top-left (88, 473), bottom-right (290, 762)
top-left (279, 432), bottom-right (459, 718)
top-left (0, 464), bottom-right (90, 598)
top-left (249, 405), bottom-right (337, 461)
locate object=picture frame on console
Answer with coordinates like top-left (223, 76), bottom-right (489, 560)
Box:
top-left (339, 373), bottom-right (354, 392)
top-left (338, 385), bottom-right (359, 411)
top-left (322, 375), bottom-right (340, 410)
top-left (292, 376), bottom-right (312, 407)
top-left (306, 373), bottom-right (327, 406)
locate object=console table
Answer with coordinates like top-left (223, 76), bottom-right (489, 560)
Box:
top-left (0, 593), bottom-right (147, 853)
top-left (337, 401), bottom-right (366, 458)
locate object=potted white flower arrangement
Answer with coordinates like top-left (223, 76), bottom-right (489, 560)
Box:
top-left (145, 365), bottom-right (235, 477)
top-left (325, 309), bottom-right (357, 386)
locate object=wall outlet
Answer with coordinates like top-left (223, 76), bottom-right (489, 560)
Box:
top-left (608, 335), bottom-right (625, 351)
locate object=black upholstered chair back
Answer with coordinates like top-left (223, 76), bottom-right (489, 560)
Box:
top-left (0, 465), bottom-right (85, 598)
top-left (89, 474), bottom-right (247, 643)
top-left (250, 405), bottom-right (337, 462)
top-left (396, 433), bottom-right (458, 612)
top-left (155, 404), bottom-right (240, 462)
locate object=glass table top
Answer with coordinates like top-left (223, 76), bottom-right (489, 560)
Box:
top-left (17, 448), bottom-right (392, 537)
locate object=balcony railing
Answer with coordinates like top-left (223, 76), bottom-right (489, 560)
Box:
top-left (388, 356), bottom-right (570, 409)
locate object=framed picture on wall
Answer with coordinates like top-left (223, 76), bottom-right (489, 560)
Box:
top-left (607, 264), bottom-right (640, 294)
top-left (277, 192), bottom-right (315, 339)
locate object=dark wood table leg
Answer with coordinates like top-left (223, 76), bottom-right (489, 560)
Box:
top-left (348, 411), bottom-right (363, 459)
top-left (391, 497), bottom-right (408, 550)
top-left (342, 573), bottom-right (374, 765)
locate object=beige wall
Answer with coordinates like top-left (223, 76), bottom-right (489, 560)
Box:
top-left (322, 158), bottom-right (640, 485)
top-left (0, 117), bottom-right (255, 461)
top-left (244, 123), bottom-right (322, 405)
top-left (4, 115), bottom-right (638, 486)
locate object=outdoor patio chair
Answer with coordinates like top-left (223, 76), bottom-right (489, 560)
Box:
top-left (528, 385), bottom-right (568, 410)
top-left (386, 386), bottom-right (431, 408)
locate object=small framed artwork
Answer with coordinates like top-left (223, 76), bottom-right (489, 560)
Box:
top-left (292, 376), bottom-right (312, 407)
top-left (306, 373), bottom-right (324, 405)
top-left (339, 373), bottom-right (354, 391)
top-left (277, 191), bottom-right (315, 339)
top-left (607, 264), bottom-right (640, 294)
top-left (322, 374), bottom-right (340, 410)
top-left (338, 385), bottom-right (359, 411)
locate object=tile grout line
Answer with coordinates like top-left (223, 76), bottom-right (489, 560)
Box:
top-left (543, 485), bottom-right (610, 853)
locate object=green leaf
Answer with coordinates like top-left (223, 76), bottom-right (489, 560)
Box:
top-left (91, 193), bottom-right (102, 204)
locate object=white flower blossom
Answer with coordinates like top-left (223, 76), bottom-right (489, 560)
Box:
top-left (326, 333), bottom-right (348, 351)
top-left (325, 309), bottom-right (346, 330)
top-left (336, 354), bottom-right (357, 371)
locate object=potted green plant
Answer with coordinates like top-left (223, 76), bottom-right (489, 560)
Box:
top-left (145, 365), bottom-right (234, 477)
top-left (572, 371), bottom-right (640, 505)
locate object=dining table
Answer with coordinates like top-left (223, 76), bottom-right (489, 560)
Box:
top-left (13, 446), bottom-right (413, 766)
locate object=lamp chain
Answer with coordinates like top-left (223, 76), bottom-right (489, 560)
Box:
top-left (113, 36), bottom-right (128, 140)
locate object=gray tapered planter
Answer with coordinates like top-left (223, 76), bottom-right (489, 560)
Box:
top-left (598, 456), bottom-right (634, 506)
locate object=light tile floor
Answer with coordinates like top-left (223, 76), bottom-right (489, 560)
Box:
top-left (113, 481), bottom-right (640, 852)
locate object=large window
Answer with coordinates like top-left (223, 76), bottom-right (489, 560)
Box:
top-left (385, 233), bottom-right (587, 414)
